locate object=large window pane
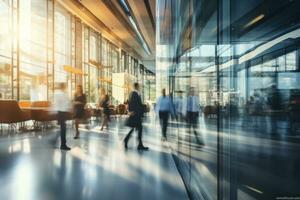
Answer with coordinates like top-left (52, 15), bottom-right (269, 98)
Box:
top-left (157, 0), bottom-right (300, 199)
top-left (19, 0), bottom-right (47, 100)
top-left (0, 0), bottom-right (12, 99)
top-left (54, 3), bottom-right (71, 96)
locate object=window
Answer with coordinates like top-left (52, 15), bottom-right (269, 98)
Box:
top-left (286, 51), bottom-right (296, 71)
top-left (0, 0), bottom-right (12, 99)
top-left (19, 0), bottom-right (48, 100)
top-left (111, 47), bottom-right (119, 72)
top-left (54, 3), bottom-right (71, 97)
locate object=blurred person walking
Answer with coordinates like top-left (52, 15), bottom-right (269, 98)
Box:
top-left (53, 83), bottom-right (72, 150)
top-left (156, 89), bottom-right (174, 141)
top-left (99, 88), bottom-right (110, 131)
top-left (73, 85), bottom-right (86, 139)
top-left (124, 83), bottom-right (149, 150)
top-left (183, 87), bottom-right (204, 146)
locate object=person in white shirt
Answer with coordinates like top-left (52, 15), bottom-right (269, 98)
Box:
top-left (156, 88), bottom-right (174, 141)
top-left (174, 91), bottom-right (184, 121)
top-left (184, 87), bottom-right (204, 145)
top-left (53, 82), bottom-right (72, 150)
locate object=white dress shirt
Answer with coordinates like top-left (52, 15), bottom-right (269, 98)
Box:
top-left (53, 90), bottom-right (71, 112)
top-left (182, 95), bottom-right (200, 115)
top-left (174, 97), bottom-right (184, 114)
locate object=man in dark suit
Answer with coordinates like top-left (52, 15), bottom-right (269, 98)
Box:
top-left (124, 83), bottom-right (149, 150)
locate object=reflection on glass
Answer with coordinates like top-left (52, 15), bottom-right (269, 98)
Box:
top-left (157, 0), bottom-right (300, 199)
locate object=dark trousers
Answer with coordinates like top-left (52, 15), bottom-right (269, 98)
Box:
top-left (125, 120), bottom-right (143, 145)
top-left (187, 111), bottom-right (199, 126)
top-left (159, 111), bottom-right (169, 138)
top-left (57, 111), bottom-right (67, 146)
top-left (187, 111), bottom-right (204, 145)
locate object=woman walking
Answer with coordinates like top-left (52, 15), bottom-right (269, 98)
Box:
top-left (99, 88), bottom-right (110, 131)
top-left (73, 85), bottom-right (86, 139)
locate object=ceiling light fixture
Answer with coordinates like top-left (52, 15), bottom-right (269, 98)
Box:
top-left (244, 14), bottom-right (265, 29)
top-left (117, 0), bottom-right (151, 55)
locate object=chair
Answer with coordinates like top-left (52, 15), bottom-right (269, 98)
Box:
top-left (30, 101), bottom-right (55, 120)
top-left (203, 105), bottom-right (217, 118)
top-left (0, 100), bottom-right (31, 130)
top-left (30, 101), bottom-right (57, 130)
top-left (31, 101), bottom-right (51, 108)
top-left (109, 105), bottom-right (116, 116)
top-left (18, 100), bottom-right (31, 108)
top-left (116, 104), bottom-right (126, 115)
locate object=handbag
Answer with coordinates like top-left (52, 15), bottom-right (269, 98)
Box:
top-left (125, 115), bottom-right (135, 128)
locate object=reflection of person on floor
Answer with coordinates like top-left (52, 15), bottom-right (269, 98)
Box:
top-left (124, 83), bottom-right (149, 151)
top-left (156, 89), bottom-right (175, 141)
top-left (73, 85), bottom-right (86, 139)
top-left (53, 83), bottom-right (72, 151)
top-left (183, 87), bottom-right (204, 145)
top-left (99, 88), bottom-right (110, 131)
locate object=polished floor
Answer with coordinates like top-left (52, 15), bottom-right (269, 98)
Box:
top-left (0, 117), bottom-right (189, 200)
top-left (1, 114), bottom-right (300, 200)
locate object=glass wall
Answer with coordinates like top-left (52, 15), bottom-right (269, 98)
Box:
top-left (88, 30), bottom-right (100, 103)
top-left (111, 45), bottom-right (119, 73)
top-left (19, 0), bottom-right (48, 100)
top-left (0, 0), bottom-right (12, 99)
top-left (157, 0), bottom-right (300, 199)
top-left (54, 2), bottom-right (71, 96)
top-left (120, 50), bottom-right (126, 73)
top-left (144, 70), bottom-right (155, 102)
top-left (0, 0), bottom-right (152, 103)
top-left (100, 37), bottom-right (109, 95)
top-left (83, 25), bottom-right (89, 100)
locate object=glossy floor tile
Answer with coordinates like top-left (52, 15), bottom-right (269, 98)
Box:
top-left (0, 117), bottom-right (189, 200)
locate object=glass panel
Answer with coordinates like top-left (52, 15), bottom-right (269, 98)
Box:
top-left (89, 31), bottom-right (99, 103)
top-left (89, 33), bottom-right (97, 62)
top-left (120, 50), bottom-right (126, 72)
top-left (101, 38), bottom-right (108, 67)
top-left (277, 55), bottom-right (286, 72)
top-left (83, 26), bottom-right (89, 100)
top-left (111, 47), bottom-right (119, 73)
top-left (0, 0), bottom-right (12, 99)
top-left (89, 66), bottom-right (98, 103)
top-left (157, 0), bottom-right (300, 199)
top-left (286, 51), bottom-right (296, 71)
top-left (19, 0), bottom-right (47, 100)
top-left (54, 3), bottom-right (71, 97)
top-left (0, 57), bottom-right (11, 99)
top-left (0, 0), bottom-right (11, 58)
top-left (223, 1), bottom-right (300, 200)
